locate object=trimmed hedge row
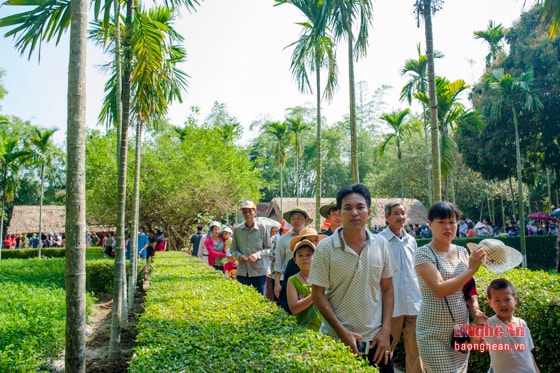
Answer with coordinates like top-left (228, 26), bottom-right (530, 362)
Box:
top-left (0, 247), bottom-right (145, 293)
top-left (129, 252), bottom-right (378, 373)
top-left (416, 236), bottom-right (558, 270)
top-left (0, 246), bottom-right (108, 260)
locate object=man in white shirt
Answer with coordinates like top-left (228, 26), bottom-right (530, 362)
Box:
top-left (378, 202), bottom-right (423, 373)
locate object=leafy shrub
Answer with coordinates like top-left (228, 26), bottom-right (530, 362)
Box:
top-left (129, 252), bottom-right (378, 373)
top-left (1, 246), bottom-right (106, 260)
top-left (416, 236), bottom-right (557, 270)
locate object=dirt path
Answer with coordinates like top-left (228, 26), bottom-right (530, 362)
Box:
top-left (84, 290), bottom-right (144, 373)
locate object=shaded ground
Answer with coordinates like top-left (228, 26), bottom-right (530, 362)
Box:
top-left (84, 288), bottom-right (145, 373)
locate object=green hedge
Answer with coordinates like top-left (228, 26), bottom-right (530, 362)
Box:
top-left (0, 246), bottom-right (108, 260)
top-left (129, 252), bottom-right (378, 373)
top-left (416, 236), bottom-right (558, 270)
top-left (0, 249), bottom-right (144, 293)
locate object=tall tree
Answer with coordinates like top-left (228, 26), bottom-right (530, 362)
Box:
top-left (0, 131), bottom-right (31, 259)
top-left (540, 0), bottom-right (560, 37)
top-left (474, 20), bottom-right (506, 67)
top-left (28, 127), bottom-right (59, 258)
top-left (329, 0), bottom-right (373, 183)
top-left (484, 67), bottom-right (542, 268)
top-left (378, 108), bottom-right (414, 199)
top-left (286, 115), bottom-right (309, 205)
top-left (266, 121), bottom-right (289, 217)
top-left (400, 44), bottom-right (443, 205)
top-left (414, 0), bottom-right (444, 202)
top-left (275, 0), bottom-right (337, 230)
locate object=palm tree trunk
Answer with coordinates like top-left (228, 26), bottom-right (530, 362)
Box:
top-left (348, 31), bottom-right (359, 183)
top-left (296, 137), bottom-right (299, 206)
top-left (38, 165), bottom-right (44, 258)
top-left (64, 0), bottom-right (88, 369)
top-left (422, 104), bottom-right (432, 206)
top-left (423, 0), bottom-right (441, 202)
top-left (0, 183), bottom-right (6, 261)
top-left (509, 176), bottom-right (517, 219)
top-left (280, 164), bottom-right (283, 219)
top-left (512, 107), bottom-right (527, 268)
top-left (110, 0), bottom-right (129, 360)
top-left (315, 62), bottom-right (322, 231)
top-left (129, 121), bottom-right (143, 309)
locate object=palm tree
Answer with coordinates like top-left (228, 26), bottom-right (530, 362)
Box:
top-left (540, 0), bottom-right (560, 37)
top-left (266, 121), bottom-right (289, 217)
top-left (483, 67), bottom-right (543, 268)
top-left (400, 44), bottom-right (443, 205)
top-left (0, 133), bottom-right (31, 260)
top-left (378, 109), bottom-right (414, 199)
top-left (474, 20), bottom-right (506, 67)
top-left (329, 0), bottom-right (373, 183)
top-left (28, 127), bottom-right (59, 258)
top-left (275, 0), bottom-right (337, 230)
top-left (287, 115), bottom-right (309, 205)
top-left (414, 0), bottom-right (444, 202)
top-left (91, 4), bottom-right (189, 358)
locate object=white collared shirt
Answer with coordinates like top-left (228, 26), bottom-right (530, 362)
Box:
top-left (378, 227), bottom-right (421, 317)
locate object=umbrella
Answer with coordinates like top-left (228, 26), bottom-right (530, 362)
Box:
top-left (527, 212), bottom-right (553, 220)
top-left (255, 216), bottom-right (281, 228)
top-left (551, 208), bottom-right (560, 217)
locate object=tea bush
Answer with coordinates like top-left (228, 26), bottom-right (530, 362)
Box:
top-left (0, 249), bottom-right (144, 371)
top-left (129, 252), bottom-right (378, 373)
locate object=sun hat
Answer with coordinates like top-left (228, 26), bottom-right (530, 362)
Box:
top-left (282, 206), bottom-right (313, 225)
top-left (474, 222), bottom-right (485, 229)
top-left (291, 239), bottom-right (317, 255)
top-left (319, 201), bottom-right (339, 219)
top-left (467, 239), bottom-right (523, 274)
top-left (239, 201), bottom-right (257, 210)
top-left (222, 226), bottom-right (233, 234)
top-left (209, 221), bottom-right (221, 230)
top-left (289, 227), bottom-right (327, 252)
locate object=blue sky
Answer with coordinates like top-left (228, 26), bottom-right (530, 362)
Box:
top-left (0, 0), bottom-right (537, 145)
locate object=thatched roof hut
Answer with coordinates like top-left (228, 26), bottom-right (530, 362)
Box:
top-left (263, 197), bottom-right (428, 227)
top-left (7, 205), bottom-right (113, 234)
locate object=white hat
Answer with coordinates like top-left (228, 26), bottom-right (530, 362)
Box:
top-left (222, 226), bottom-right (233, 234)
top-left (474, 222), bottom-right (485, 229)
top-left (467, 239), bottom-right (522, 274)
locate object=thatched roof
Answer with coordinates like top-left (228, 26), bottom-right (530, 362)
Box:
top-left (7, 206), bottom-right (114, 234)
top-left (264, 197), bottom-right (428, 227)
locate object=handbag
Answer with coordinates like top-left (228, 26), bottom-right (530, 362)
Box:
top-left (427, 245), bottom-right (470, 354)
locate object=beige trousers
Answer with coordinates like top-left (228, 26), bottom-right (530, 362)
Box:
top-left (391, 315), bottom-right (424, 373)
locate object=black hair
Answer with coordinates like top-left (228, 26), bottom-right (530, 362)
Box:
top-left (487, 278), bottom-right (516, 298)
top-left (427, 201), bottom-right (460, 222)
top-left (197, 225), bottom-right (203, 232)
top-left (336, 183), bottom-right (371, 209)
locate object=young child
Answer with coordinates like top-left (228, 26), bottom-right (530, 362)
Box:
top-left (223, 250), bottom-right (238, 280)
top-left (484, 278), bottom-right (540, 373)
top-left (286, 238), bottom-right (322, 331)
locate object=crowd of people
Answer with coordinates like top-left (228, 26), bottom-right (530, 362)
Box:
top-left (188, 184), bottom-right (542, 373)
top-left (2, 232), bottom-right (64, 248)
